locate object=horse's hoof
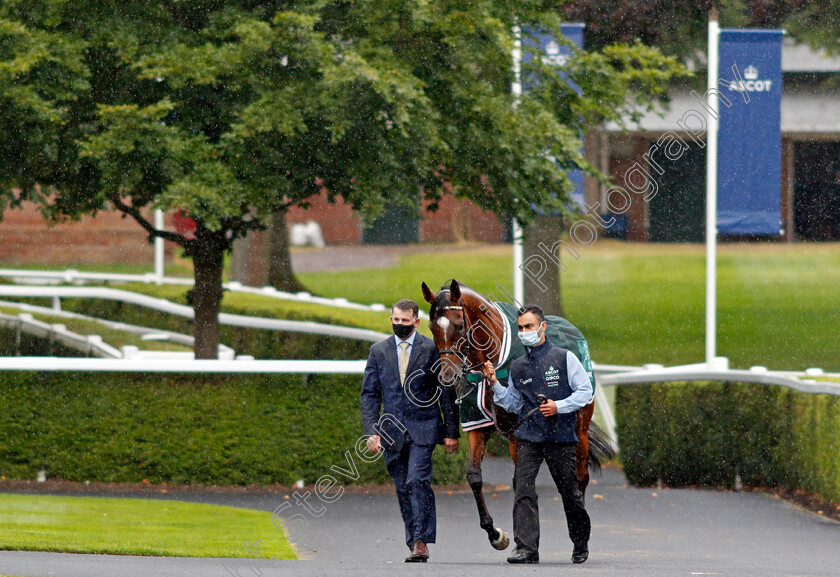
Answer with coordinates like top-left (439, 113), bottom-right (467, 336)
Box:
top-left (490, 528), bottom-right (510, 550)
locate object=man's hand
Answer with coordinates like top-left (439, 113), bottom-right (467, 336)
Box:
top-left (366, 434), bottom-right (382, 454)
top-left (444, 438), bottom-right (459, 454)
top-left (481, 360), bottom-right (496, 383)
top-left (539, 399), bottom-right (558, 417)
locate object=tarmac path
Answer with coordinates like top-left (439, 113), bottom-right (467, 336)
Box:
top-left (1, 458), bottom-right (839, 577)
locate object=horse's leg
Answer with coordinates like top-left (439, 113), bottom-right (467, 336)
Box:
top-left (467, 428), bottom-right (510, 550)
top-left (508, 435), bottom-right (519, 465)
top-left (575, 402), bottom-right (595, 499)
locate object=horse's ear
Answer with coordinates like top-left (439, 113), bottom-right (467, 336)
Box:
top-left (421, 282), bottom-right (436, 304)
top-left (450, 279), bottom-right (461, 300)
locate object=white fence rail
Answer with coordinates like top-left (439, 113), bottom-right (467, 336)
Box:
top-left (0, 285), bottom-right (390, 343)
top-left (0, 313), bottom-right (122, 358)
top-left (0, 299), bottom-right (238, 360)
top-left (0, 268), bottom-right (426, 318)
top-left (599, 364), bottom-right (840, 397)
top-left (0, 357), bottom-right (367, 373)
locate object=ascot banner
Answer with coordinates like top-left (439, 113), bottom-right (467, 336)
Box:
top-left (523, 23), bottom-right (585, 208)
top-left (717, 29), bottom-right (783, 235)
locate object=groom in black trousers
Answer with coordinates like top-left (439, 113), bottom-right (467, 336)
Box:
top-left (361, 298), bottom-right (460, 562)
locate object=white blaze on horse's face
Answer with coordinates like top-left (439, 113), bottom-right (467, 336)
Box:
top-left (436, 317), bottom-right (450, 330)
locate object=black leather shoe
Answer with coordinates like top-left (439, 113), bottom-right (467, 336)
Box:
top-left (572, 544), bottom-right (589, 564)
top-left (507, 550), bottom-right (539, 564)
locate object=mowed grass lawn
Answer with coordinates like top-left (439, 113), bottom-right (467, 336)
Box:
top-left (0, 493), bottom-right (295, 559)
top-left (298, 240), bottom-right (840, 372)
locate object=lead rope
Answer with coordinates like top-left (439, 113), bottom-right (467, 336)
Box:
top-left (485, 373), bottom-right (548, 437)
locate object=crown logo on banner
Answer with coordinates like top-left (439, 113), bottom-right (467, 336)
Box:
top-left (744, 65), bottom-right (759, 80)
top-left (545, 40), bottom-right (560, 55)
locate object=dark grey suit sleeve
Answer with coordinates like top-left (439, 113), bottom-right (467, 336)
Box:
top-left (360, 346), bottom-right (382, 437)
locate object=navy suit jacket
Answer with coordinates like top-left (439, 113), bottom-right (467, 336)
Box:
top-left (360, 333), bottom-right (460, 452)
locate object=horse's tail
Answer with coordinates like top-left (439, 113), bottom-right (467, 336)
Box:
top-left (587, 422), bottom-right (617, 473)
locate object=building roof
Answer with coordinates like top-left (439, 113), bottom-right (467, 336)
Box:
top-left (782, 39), bottom-right (840, 73)
top-left (604, 39), bottom-right (840, 135)
top-left (605, 83), bottom-right (840, 135)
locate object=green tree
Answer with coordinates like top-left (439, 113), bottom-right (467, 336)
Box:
top-left (0, 12), bottom-right (87, 215)
top-left (563, 1), bottom-right (825, 63)
top-left (0, 1), bottom-right (685, 358)
top-left (785, 1), bottom-right (840, 55)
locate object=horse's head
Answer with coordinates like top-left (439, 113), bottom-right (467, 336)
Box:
top-left (421, 279), bottom-right (470, 387)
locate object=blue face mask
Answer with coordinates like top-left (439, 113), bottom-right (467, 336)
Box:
top-left (518, 324), bottom-right (544, 347)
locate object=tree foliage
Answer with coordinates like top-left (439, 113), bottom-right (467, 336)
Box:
top-left (563, 1), bottom-right (814, 60)
top-left (0, 1), bottom-right (686, 357)
top-left (785, 0), bottom-right (840, 55)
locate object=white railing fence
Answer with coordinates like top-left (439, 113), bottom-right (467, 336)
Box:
top-left (0, 313), bottom-right (121, 358)
top-left (0, 268), bottom-right (427, 318)
top-left (0, 299), bottom-right (237, 360)
top-left (0, 285), bottom-right (391, 343)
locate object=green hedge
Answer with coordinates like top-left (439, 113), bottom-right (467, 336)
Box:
top-left (0, 371), bottom-right (467, 486)
top-left (616, 382), bottom-right (840, 503)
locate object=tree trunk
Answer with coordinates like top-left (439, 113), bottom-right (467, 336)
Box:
top-left (268, 210), bottom-right (307, 293)
top-left (230, 229), bottom-right (271, 287)
top-left (522, 214), bottom-right (565, 317)
top-left (191, 234), bottom-right (226, 360)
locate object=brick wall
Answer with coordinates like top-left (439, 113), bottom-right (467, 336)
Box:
top-left (286, 192), bottom-right (505, 244)
top-left (286, 193), bottom-right (362, 244)
top-left (1, 193), bottom-right (507, 265)
top-left (419, 195), bottom-right (505, 242)
top-left (0, 203), bottom-right (173, 266)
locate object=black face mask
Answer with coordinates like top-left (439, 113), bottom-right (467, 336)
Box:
top-left (392, 323), bottom-right (414, 339)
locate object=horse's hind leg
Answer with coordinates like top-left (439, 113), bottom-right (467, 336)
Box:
top-left (508, 435), bottom-right (519, 465)
top-left (575, 403), bottom-right (595, 498)
top-left (467, 428), bottom-right (510, 550)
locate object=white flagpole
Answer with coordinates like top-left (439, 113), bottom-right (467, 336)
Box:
top-left (512, 24), bottom-right (524, 305)
top-left (154, 209), bottom-right (165, 284)
top-left (705, 16), bottom-right (720, 368)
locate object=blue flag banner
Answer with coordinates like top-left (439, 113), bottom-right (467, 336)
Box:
top-left (717, 29), bottom-right (783, 235)
top-left (522, 23), bottom-right (585, 209)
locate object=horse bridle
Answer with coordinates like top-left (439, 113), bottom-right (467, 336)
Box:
top-left (435, 292), bottom-right (486, 374)
top-left (435, 292), bottom-right (551, 437)
top-left (435, 292), bottom-right (498, 409)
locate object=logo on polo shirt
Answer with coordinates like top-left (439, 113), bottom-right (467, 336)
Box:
top-left (545, 365), bottom-right (560, 386)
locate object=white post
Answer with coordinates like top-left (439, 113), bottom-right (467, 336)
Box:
top-left (154, 209), bottom-right (165, 284)
top-left (705, 18), bottom-right (720, 368)
top-left (512, 24), bottom-right (525, 305)
top-left (513, 219), bottom-right (524, 304)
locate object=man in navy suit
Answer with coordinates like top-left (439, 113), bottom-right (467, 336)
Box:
top-left (361, 298), bottom-right (460, 563)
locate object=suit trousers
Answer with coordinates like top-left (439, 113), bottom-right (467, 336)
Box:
top-left (512, 439), bottom-right (590, 555)
top-left (384, 439), bottom-right (437, 549)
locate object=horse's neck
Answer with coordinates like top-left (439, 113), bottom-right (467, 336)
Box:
top-left (463, 293), bottom-right (505, 366)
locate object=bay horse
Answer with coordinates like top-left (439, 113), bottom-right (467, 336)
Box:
top-left (421, 279), bottom-right (614, 550)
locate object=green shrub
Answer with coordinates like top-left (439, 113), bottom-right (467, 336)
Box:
top-left (616, 382), bottom-right (840, 503)
top-left (0, 371), bottom-right (467, 486)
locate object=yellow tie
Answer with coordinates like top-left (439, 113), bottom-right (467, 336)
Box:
top-left (399, 341), bottom-right (410, 386)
